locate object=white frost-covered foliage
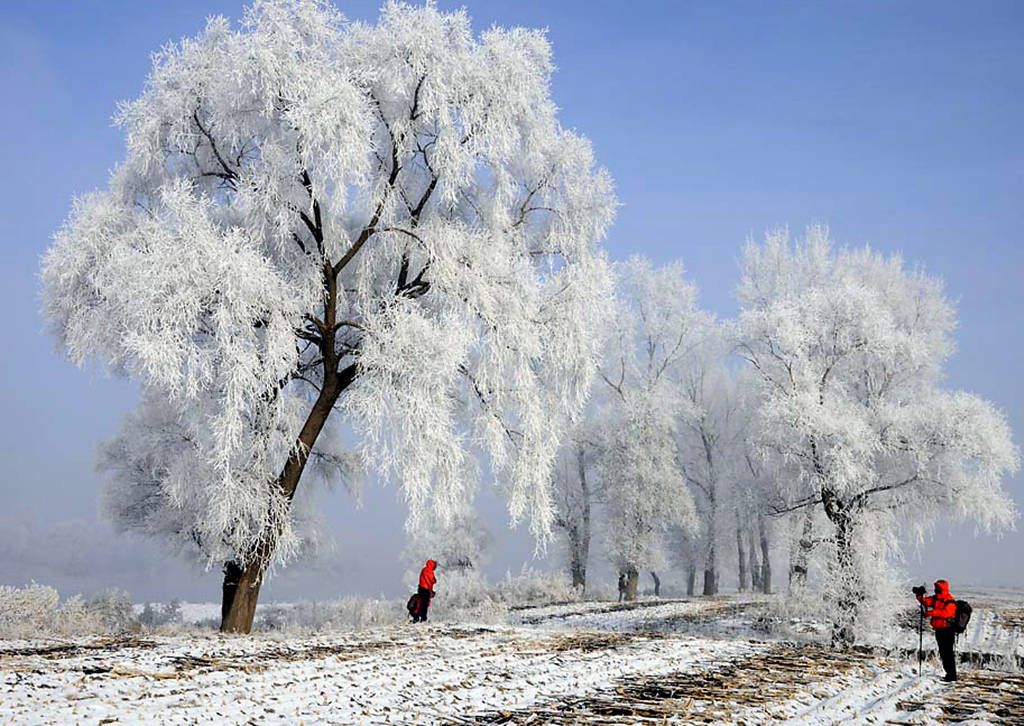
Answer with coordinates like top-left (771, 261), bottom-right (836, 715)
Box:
top-left (737, 227), bottom-right (1019, 639)
top-left (403, 503), bottom-right (494, 572)
top-left (42, 1), bottom-right (615, 571)
top-left (674, 327), bottom-right (742, 594)
top-left (0, 584), bottom-right (137, 639)
top-left (595, 258), bottom-right (707, 575)
top-left (550, 437), bottom-right (595, 588)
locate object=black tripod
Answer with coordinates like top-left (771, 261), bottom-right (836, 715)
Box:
top-left (917, 604), bottom-right (924, 675)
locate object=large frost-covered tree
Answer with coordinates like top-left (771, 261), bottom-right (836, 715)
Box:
top-left (403, 502), bottom-right (493, 573)
top-left (42, 0), bottom-right (615, 632)
top-left (675, 327), bottom-right (740, 596)
top-left (594, 258), bottom-right (706, 599)
top-left (737, 227), bottom-right (1019, 644)
top-left (551, 437), bottom-right (596, 591)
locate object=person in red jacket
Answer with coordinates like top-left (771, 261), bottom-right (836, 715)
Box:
top-left (914, 579), bottom-right (958, 681)
top-left (414, 559), bottom-right (437, 623)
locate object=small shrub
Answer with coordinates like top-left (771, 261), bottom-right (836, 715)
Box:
top-left (0, 583), bottom-right (139, 639)
top-left (138, 599), bottom-right (183, 628)
top-left (0, 582), bottom-right (59, 638)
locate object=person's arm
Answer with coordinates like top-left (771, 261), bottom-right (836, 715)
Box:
top-left (920, 595), bottom-right (936, 616)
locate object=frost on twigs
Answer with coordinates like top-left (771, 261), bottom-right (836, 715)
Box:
top-left (737, 227), bottom-right (1020, 643)
top-left (42, 0), bottom-right (615, 577)
top-left (593, 258), bottom-right (710, 587)
top-left (0, 584), bottom-right (137, 639)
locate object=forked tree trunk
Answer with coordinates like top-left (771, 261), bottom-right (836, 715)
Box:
top-left (650, 570), bottom-right (661, 597)
top-left (625, 567), bottom-right (639, 601)
top-left (759, 514), bottom-right (772, 595)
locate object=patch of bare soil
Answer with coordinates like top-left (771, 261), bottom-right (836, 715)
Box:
top-left (994, 609), bottom-right (1024, 629)
top-left (0, 636), bottom-right (159, 660)
top-left (543, 631), bottom-right (652, 652)
top-left (158, 639), bottom-right (404, 676)
top-left (460, 642), bottom-right (876, 724)
top-left (898, 670), bottom-right (1024, 724)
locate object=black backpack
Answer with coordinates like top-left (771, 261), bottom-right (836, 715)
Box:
top-left (406, 593), bottom-right (420, 619)
top-left (953, 599), bottom-right (972, 634)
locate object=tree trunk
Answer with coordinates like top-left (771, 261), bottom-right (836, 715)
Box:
top-left (748, 526), bottom-right (762, 591)
top-left (220, 558), bottom-right (265, 633)
top-left (702, 540), bottom-right (718, 596)
top-left (221, 561), bottom-right (242, 624)
top-left (569, 524), bottom-right (587, 591)
top-left (736, 519), bottom-right (748, 592)
top-left (825, 498), bottom-right (858, 647)
top-left (570, 446), bottom-right (591, 593)
top-left (686, 562), bottom-right (696, 597)
top-left (650, 570), bottom-right (661, 597)
top-left (219, 356), bottom-right (358, 633)
top-left (759, 514), bottom-right (772, 595)
top-left (625, 567), bottom-right (639, 601)
top-left (832, 515), bottom-right (857, 646)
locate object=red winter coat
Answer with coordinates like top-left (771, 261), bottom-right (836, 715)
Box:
top-left (418, 560), bottom-right (437, 592)
top-left (917, 579), bottom-right (957, 629)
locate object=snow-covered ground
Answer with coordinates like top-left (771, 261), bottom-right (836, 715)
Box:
top-left (3, 594), bottom-right (1022, 724)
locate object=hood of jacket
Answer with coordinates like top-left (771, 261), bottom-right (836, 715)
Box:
top-left (934, 579), bottom-right (951, 598)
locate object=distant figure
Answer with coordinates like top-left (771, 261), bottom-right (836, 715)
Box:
top-left (913, 579), bottom-right (958, 681)
top-left (617, 572), bottom-right (627, 602)
top-left (415, 559), bottom-right (437, 622)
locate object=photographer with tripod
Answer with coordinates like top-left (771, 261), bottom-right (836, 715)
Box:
top-left (913, 579), bottom-right (958, 682)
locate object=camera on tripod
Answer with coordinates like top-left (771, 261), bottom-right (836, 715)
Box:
top-left (912, 584), bottom-right (926, 597)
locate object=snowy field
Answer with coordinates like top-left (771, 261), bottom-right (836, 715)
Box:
top-left (2, 594), bottom-right (1023, 724)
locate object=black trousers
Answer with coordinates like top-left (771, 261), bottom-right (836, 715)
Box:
top-left (416, 586), bottom-right (432, 622)
top-left (934, 627), bottom-right (957, 680)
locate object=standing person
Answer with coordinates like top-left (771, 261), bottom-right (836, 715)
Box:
top-left (913, 579), bottom-right (958, 682)
top-left (617, 572), bottom-right (627, 602)
top-left (415, 559), bottom-right (437, 623)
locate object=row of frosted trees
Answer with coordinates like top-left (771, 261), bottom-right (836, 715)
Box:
top-left (548, 232), bottom-right (1018, 644)
top-left (43, 0), bottom-right (1017, 642)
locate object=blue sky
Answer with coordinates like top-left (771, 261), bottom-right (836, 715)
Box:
top-left (1, 0), bottom-right (1022, 601)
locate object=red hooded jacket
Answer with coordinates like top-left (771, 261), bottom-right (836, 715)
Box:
top-left (418, 560), bottom-right (437, 592)
top-left (917, 579), bottom-right (957, 629)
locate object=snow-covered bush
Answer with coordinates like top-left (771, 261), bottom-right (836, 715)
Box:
top-left (426, 570), bottom-right (506, 623)
top-left (493, 569), bottom-right (582, 608)
top-left (0, 584), bottom-right (139, 639)
top-left (138, 600), bottom-right (184, 628)
top-left (253, 598), bottom-right (403, 633)
top-left (85, 589), bottom-right (136, 633)
top-left (0, 583), bottom-right (59, 639)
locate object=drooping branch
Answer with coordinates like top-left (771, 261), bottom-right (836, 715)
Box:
top-left (459, 364), bottom-right (522, 443)
top-left (191, 110), bottom-right (238, 187)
